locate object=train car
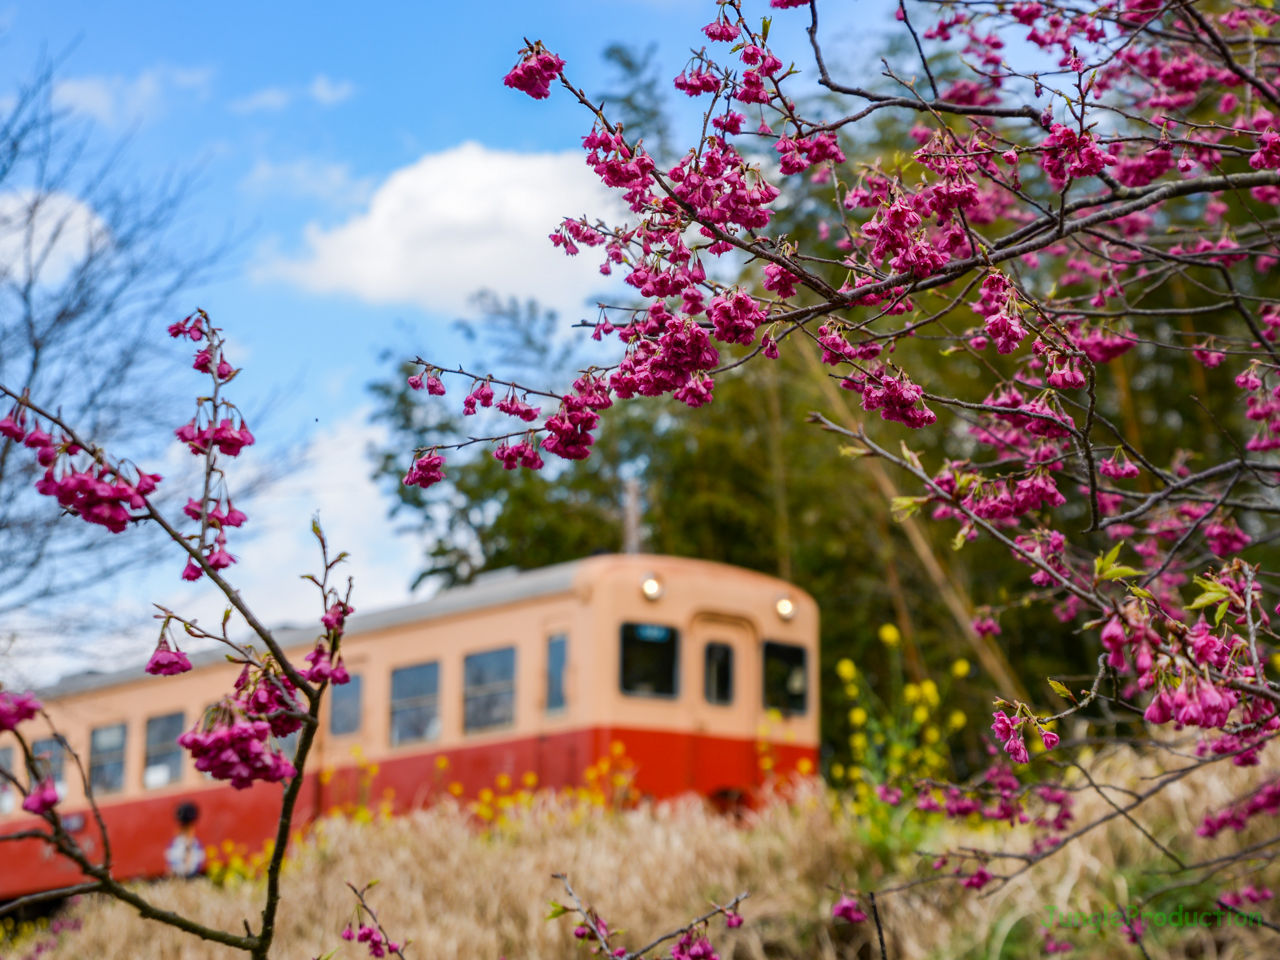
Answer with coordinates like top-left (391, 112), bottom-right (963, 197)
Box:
top-left (0, 553), bottom-right (817, 901)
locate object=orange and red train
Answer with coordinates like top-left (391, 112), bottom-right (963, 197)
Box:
top-left (0, 554), bottom-right (818, 901)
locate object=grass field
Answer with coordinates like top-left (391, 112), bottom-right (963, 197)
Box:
top-left (7, 743), bottom-right (1277, 960)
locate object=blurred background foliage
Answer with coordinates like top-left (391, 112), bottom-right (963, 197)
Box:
top-left (367, 36), bottom-right (1280, 784)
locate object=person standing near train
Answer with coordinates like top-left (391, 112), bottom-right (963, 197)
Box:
top-left (164, 802), bottom-right (206, 878)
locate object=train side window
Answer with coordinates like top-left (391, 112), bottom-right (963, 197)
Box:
top-left (704, 643), bottom-right (734, 705)
top-left (89, 724), bottom-right (127, 794)
top-left (464, 647), bottom-right (516, 732)
top-left (330, 675), bottom-right (363, 736)
top-left (763, 642), bottom-right (807, 715)
top-left (391, 662), bottom-right (441, 745)
top-left (0, 746), bottom-right (13, 814)
top-left (144, 712), bottom-right (185, 789)
top-left (546, 635), bottom-right (567, 713)
top-left (30, 737), bottom-right (65, 789)
top-left (620, 623), bottom-right (679, 698)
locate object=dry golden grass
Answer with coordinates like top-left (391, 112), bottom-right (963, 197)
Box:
top-left (26, 744), bottom-right (1280, 960)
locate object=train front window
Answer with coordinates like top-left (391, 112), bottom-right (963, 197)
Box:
top-left (144, 712), bottom-right (185, 789)
top-left (704, 643), bottom-right (734, 705)
top-left (90, 723), bottom-right (127, 794)
top-left (391, 662), bottom-right (441, 745)
top-left (620, 623), bottom-right (679, 697)
top-left (30, 737), bottom-right (64, 788)
top-left (546, 635), bottom-right (567, 713)
top-left (330, 674), bottom-right (363, 735)
top-left (763, 642), bottom-right (807, 715)
top-left (464, 647), bottom-right (516, 732)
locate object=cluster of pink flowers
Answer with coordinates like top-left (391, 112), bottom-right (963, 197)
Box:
top-left (0, 689), bottom-right (40, 731)
top-left (1199, 778), bottom-right (1280, 838)
top-left (831, 895), bottom-right (867, 924)
top-left (404, 451), bottom-right (446, 489)
top-left (177, 708), bottom-right (297, 790)
top-left (670, 932), bottom-right (718, 960)
top-left (502, 45), bottom-right (565, 100)
top-left (145, 638), bottom-right (192, 676)
top-left (22, 777), bottom-right (59, 815)
top-left (858, 369), bottom-right (937, 429)
top-left (1, 404), bottom-right (164, 535)
top-left (341, 924), bottom-right (401, 958)
top-left (1038, 124), bottom-right (1115, 187)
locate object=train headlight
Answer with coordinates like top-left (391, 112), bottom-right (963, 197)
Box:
top-left (775, 596), bottom-right (796, 621)
top-left (641, 574), bottom-right (664, 601)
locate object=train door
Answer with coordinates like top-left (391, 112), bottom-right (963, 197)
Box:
top-left (688, 614), bottom-right (757, 803)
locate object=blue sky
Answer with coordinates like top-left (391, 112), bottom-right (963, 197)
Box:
top-left (1, 0), bottom-right (882, 682)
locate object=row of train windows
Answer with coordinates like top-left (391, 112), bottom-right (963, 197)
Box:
top-left (328, 626), bottom-right (807, 740)
top-left (0, 713), bottom-right (185, 803)
top-left (0, 627), bottom-right (805, 802)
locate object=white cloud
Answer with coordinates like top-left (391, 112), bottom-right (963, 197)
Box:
top-left (309, 74), bottom-right (353, 106)
top-left (0, 191), bottom-right (109, 286)
top-left (241, 158), bottom-right (374, 207)
top-left (165, 413), bottom-right (423, 628)
top-left (229, 75), bottom-right (354, 114)
top-left (1, 413), bottom-right (426, 689)
top-left (229, 86), bottom-right (292, 114)
top-left (53, 67), bottom-right (212, 128)
top-left (261, 141), bottom-right (625, 318)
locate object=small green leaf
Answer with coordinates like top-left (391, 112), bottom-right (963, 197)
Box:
top-left (1047, 678), bottom-right (1077, 703)
top-left (1215, 599), bottom-right (1230, 626)
top-left (1100, 565), bottom-right (1144, 581)
top-left (951, 529), bottom-right (968, 552)
top-left (890, 496), bottom-right (927, 522)
top-left (761, 16), bottom-right (772, 41)
top-left (1188, 590), bottom-right (1230, 610)
top-left (546, 902), bottom-right (570, 921)
top-left (899, 442), bottom-right (924, 472)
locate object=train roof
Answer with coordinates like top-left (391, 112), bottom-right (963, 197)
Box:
top-left (34, 554), bottom-right (809, 702)
top-left (36, 558), bottom-right (585, 701)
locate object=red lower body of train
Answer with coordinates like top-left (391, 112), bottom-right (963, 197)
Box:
top-left (1, 727), bottom-right (816, 901)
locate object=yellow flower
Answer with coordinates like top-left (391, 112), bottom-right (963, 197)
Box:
top-left (759, 756), bottom-right (775, 771)
top-left (435, 755), bottom-right (450, 770)
top-left (948, 710), bottom-right (967, 730)
top-left (912, 704), bottom-right (929, 725)
top-left (830, 762), bottom-right (845, 780)
top-left (495, 773), bottom-right (511, 791)
top-left (797, 757), bottom-right (814, 775)
top-left (922, 725), bottom-right (940, 744)
top-left (844, 683), bottom-right (859, 699)
top-left (921, 679), bottom-right (940, 706)
top-left (479, 788), bottom-right (494, 803)
top-left (952, 658), bottom-right (971, 678)
top-left (904, 683), bottom-right (921, 704)
top-left (850, 732), bottom-right (868, 752)
top-left (836, 658), bottom-right (857, 682)
top-left (849, 706), bottom-right (868, 727)
top-left (522, 771), bottom-right (538, 788)
top-left (1272, 652), bottom-right (1280, 672)
top-left (448, 781), bottom-right (463, 796)
top-left (611, 740), bottom-right (626, 757)
top-left (888, 742), bottom-right (906, 759)
top-left (879, 623), bottom-right (901, 646)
